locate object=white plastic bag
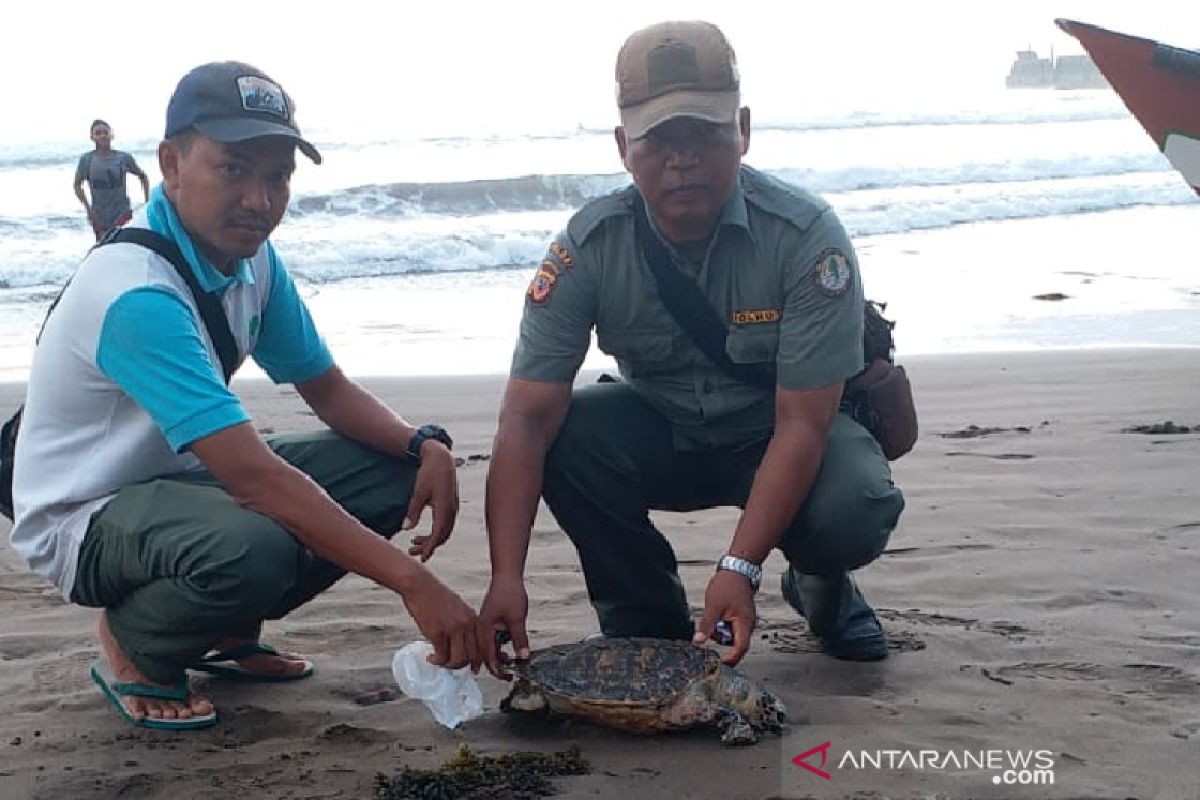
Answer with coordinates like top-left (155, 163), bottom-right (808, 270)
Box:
top-left (391, 640), bottom-right (483, 729)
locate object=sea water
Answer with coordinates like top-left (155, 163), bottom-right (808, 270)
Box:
top-left (1, 88), bottom-right (1197, 381)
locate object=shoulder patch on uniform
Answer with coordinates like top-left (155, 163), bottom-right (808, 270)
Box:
top-left (548, 241), bottom-right (574, 272)
top-left (812, 247), bottom-right (854, 297)
top-left (526, 259), bottom-right (561, 306)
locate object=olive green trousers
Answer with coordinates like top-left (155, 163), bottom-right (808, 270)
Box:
top-left (71, 430), bottom-right (414, 683)
top-left (541, 381), bottom-right (904, 639)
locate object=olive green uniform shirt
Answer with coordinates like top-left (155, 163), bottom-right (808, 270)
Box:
top-left (511, 165), bottom-right (864, 450)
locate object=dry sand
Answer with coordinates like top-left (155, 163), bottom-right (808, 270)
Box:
top-left (1, 348), bottom-right (1198, 799)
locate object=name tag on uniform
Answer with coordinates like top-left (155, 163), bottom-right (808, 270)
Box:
top-left (731, 308), bottom-right (781, 325)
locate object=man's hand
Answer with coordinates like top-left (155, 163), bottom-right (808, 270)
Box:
top-left (404, 440), bottom-right (459, 561)
top-left (693, 569), bottom-right (757, 666)
top-left (401, 569), bottom-right (480, 671)
top-left (475, 575), bottom-right (530, 679)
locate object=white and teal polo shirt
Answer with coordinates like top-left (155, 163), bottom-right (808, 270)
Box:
top-left (10, 185), bottom-right (332, 598)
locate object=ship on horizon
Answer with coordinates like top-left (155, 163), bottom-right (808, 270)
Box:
top-left (1006, 47), bottom-right (1109, 89)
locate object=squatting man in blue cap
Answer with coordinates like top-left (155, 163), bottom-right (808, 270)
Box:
top-left (9, 61), bottom-right (479, 729)
top-left (477, 20), bottom-right (905, 673)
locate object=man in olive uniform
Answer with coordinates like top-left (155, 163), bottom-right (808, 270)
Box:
top-left (476, 20), bottom-right (904, 671)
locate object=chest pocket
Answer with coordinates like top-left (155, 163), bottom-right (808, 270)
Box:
top-left (596, 328), bottom-right (675, 376)
top-left (726, 323), bottom-right (779, 365)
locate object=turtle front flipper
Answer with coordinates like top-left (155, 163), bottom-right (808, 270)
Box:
top-left (717, 709), bottom-right (759, 746)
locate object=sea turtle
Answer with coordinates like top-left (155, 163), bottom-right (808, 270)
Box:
top-left (500, 637), bottom-right (786, 745)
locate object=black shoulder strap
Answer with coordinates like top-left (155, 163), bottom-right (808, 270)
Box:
top-left (102, 228), bottom-right (239, 384)
top-left (631, 193), bottom-right (775, 392)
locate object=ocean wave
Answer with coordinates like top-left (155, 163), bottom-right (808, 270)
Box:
top-left (1, 172), bottom-right (1191, 292)
top-left (286, 156), bottom-right (1173, 219)
top-left (290, 174), bottom-right (629, 218)
top-left (276, 174), bottom-right (1200, 284)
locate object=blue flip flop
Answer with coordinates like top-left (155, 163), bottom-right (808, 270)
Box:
top-left (189, 643), bottom-right (315, 682)
top-left (89, 661), bottom-right (217, 730)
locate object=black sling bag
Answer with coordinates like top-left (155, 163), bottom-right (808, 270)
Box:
top-left (0, 228), bottom-right (238, 520)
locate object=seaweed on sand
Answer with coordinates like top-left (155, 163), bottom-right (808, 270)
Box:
top-left (373, 743), bottom-right (590, 800)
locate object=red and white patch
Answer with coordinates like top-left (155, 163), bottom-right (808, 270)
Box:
top-left (526, 263), bottom-right (558, 305)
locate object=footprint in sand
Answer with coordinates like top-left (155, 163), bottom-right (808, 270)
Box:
top-left (1138, 633), bottom-right (1200, 648)
top-left (1170, 721), bottom-right (1200, 740)
top-left (939, 422), bottom-right (1049, 439)
top-left (992, 662), bottom-right (1200, 696)
top-left (945, 451), bottom-right (1035, 460)
top-left (883, 543), bottom-right (994, 557)
top-left (878, 609), bottom-right (1033, 640)
top-left (317, 723), bottom-right (394, 744)
top-left (1121, 421), bottom-right (1195, 435)
top-left (759, 621), bottom-right (926, 655)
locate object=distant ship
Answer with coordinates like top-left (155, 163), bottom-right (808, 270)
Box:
top-left (1056, 18), bottom-right (1200, 196)
top-left (1005, 48), bottom-right (1109, 89)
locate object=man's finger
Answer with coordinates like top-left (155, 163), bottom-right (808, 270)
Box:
top-left (415, 534), bottom-right (437, 562)
top-left (477, 623), bottom-right (506, 679)
top-left (425, 507), bottom-right (451, 557)
top-left (721, 617), bottom-right (752, 666)
top-left (509, 618), bottom-right (532, 660)
top-left (693, 604), bottom-right (721, 645)
top-left (425, 633), bottom-right (450, 666)
top-left (444, 632), bottom-right (468, 671)
top-left (465, 628), bottom-right (482, 673)
top-left (404, 487), bottom-right (430, 531)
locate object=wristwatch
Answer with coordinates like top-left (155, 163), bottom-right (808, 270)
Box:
top-left (405, 424), bottom-right (453, 462)
top-left (717, 554), bottom-right (762, 592)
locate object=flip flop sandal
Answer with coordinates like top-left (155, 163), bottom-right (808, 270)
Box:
top-left (90, 661), bottom-right (217, 730)
top-left (190, 642), bottom-right (315, 682)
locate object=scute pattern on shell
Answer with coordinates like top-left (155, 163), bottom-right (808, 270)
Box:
top-left (511, 638), bottom-right (720, 704)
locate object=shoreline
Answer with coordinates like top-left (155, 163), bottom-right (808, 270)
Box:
top-left (3, 343), bottom-right (1200, 390)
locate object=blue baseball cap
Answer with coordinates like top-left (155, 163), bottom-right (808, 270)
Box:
top-left (165, 61), bottom-right (321, 164)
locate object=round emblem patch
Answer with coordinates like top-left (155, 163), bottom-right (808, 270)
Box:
top-left (526, 269), bottom-right (556, 305)
top-left (812, 248), bottom-right (853, 297)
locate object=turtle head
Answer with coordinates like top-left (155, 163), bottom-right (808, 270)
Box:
top-left (756, 688), bottom-right (787, 731)
top-left (714, 665), bottom-right (787, 733)
top-left (500, 677), bottom-right (549, 714)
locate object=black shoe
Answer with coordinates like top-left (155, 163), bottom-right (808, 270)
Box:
top-left (780, 568), bottom-right (888, 661)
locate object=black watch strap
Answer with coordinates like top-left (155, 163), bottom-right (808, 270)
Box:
top-left (406, 424), bottom-right (453, 462)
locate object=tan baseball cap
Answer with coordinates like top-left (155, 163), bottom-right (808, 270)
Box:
top-left (615, 20), bottom-right (740, 139)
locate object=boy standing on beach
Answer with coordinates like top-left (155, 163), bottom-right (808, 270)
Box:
top-left (74, 120), bottom-right (150, 240)
top-left (477, 21), bottom-right (904, 673)
top-left (11, 61), bottom-right (478, 730)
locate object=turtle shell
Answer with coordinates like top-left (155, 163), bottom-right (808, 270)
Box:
top-left (509, 637), bottom-right (720, 705)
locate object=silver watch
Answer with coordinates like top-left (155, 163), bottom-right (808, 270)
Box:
top-left (717, 554), bottom-right (762, 592)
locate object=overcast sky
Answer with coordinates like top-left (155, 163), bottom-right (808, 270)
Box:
top-left (2, 0), bottom-right (1197, 146)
